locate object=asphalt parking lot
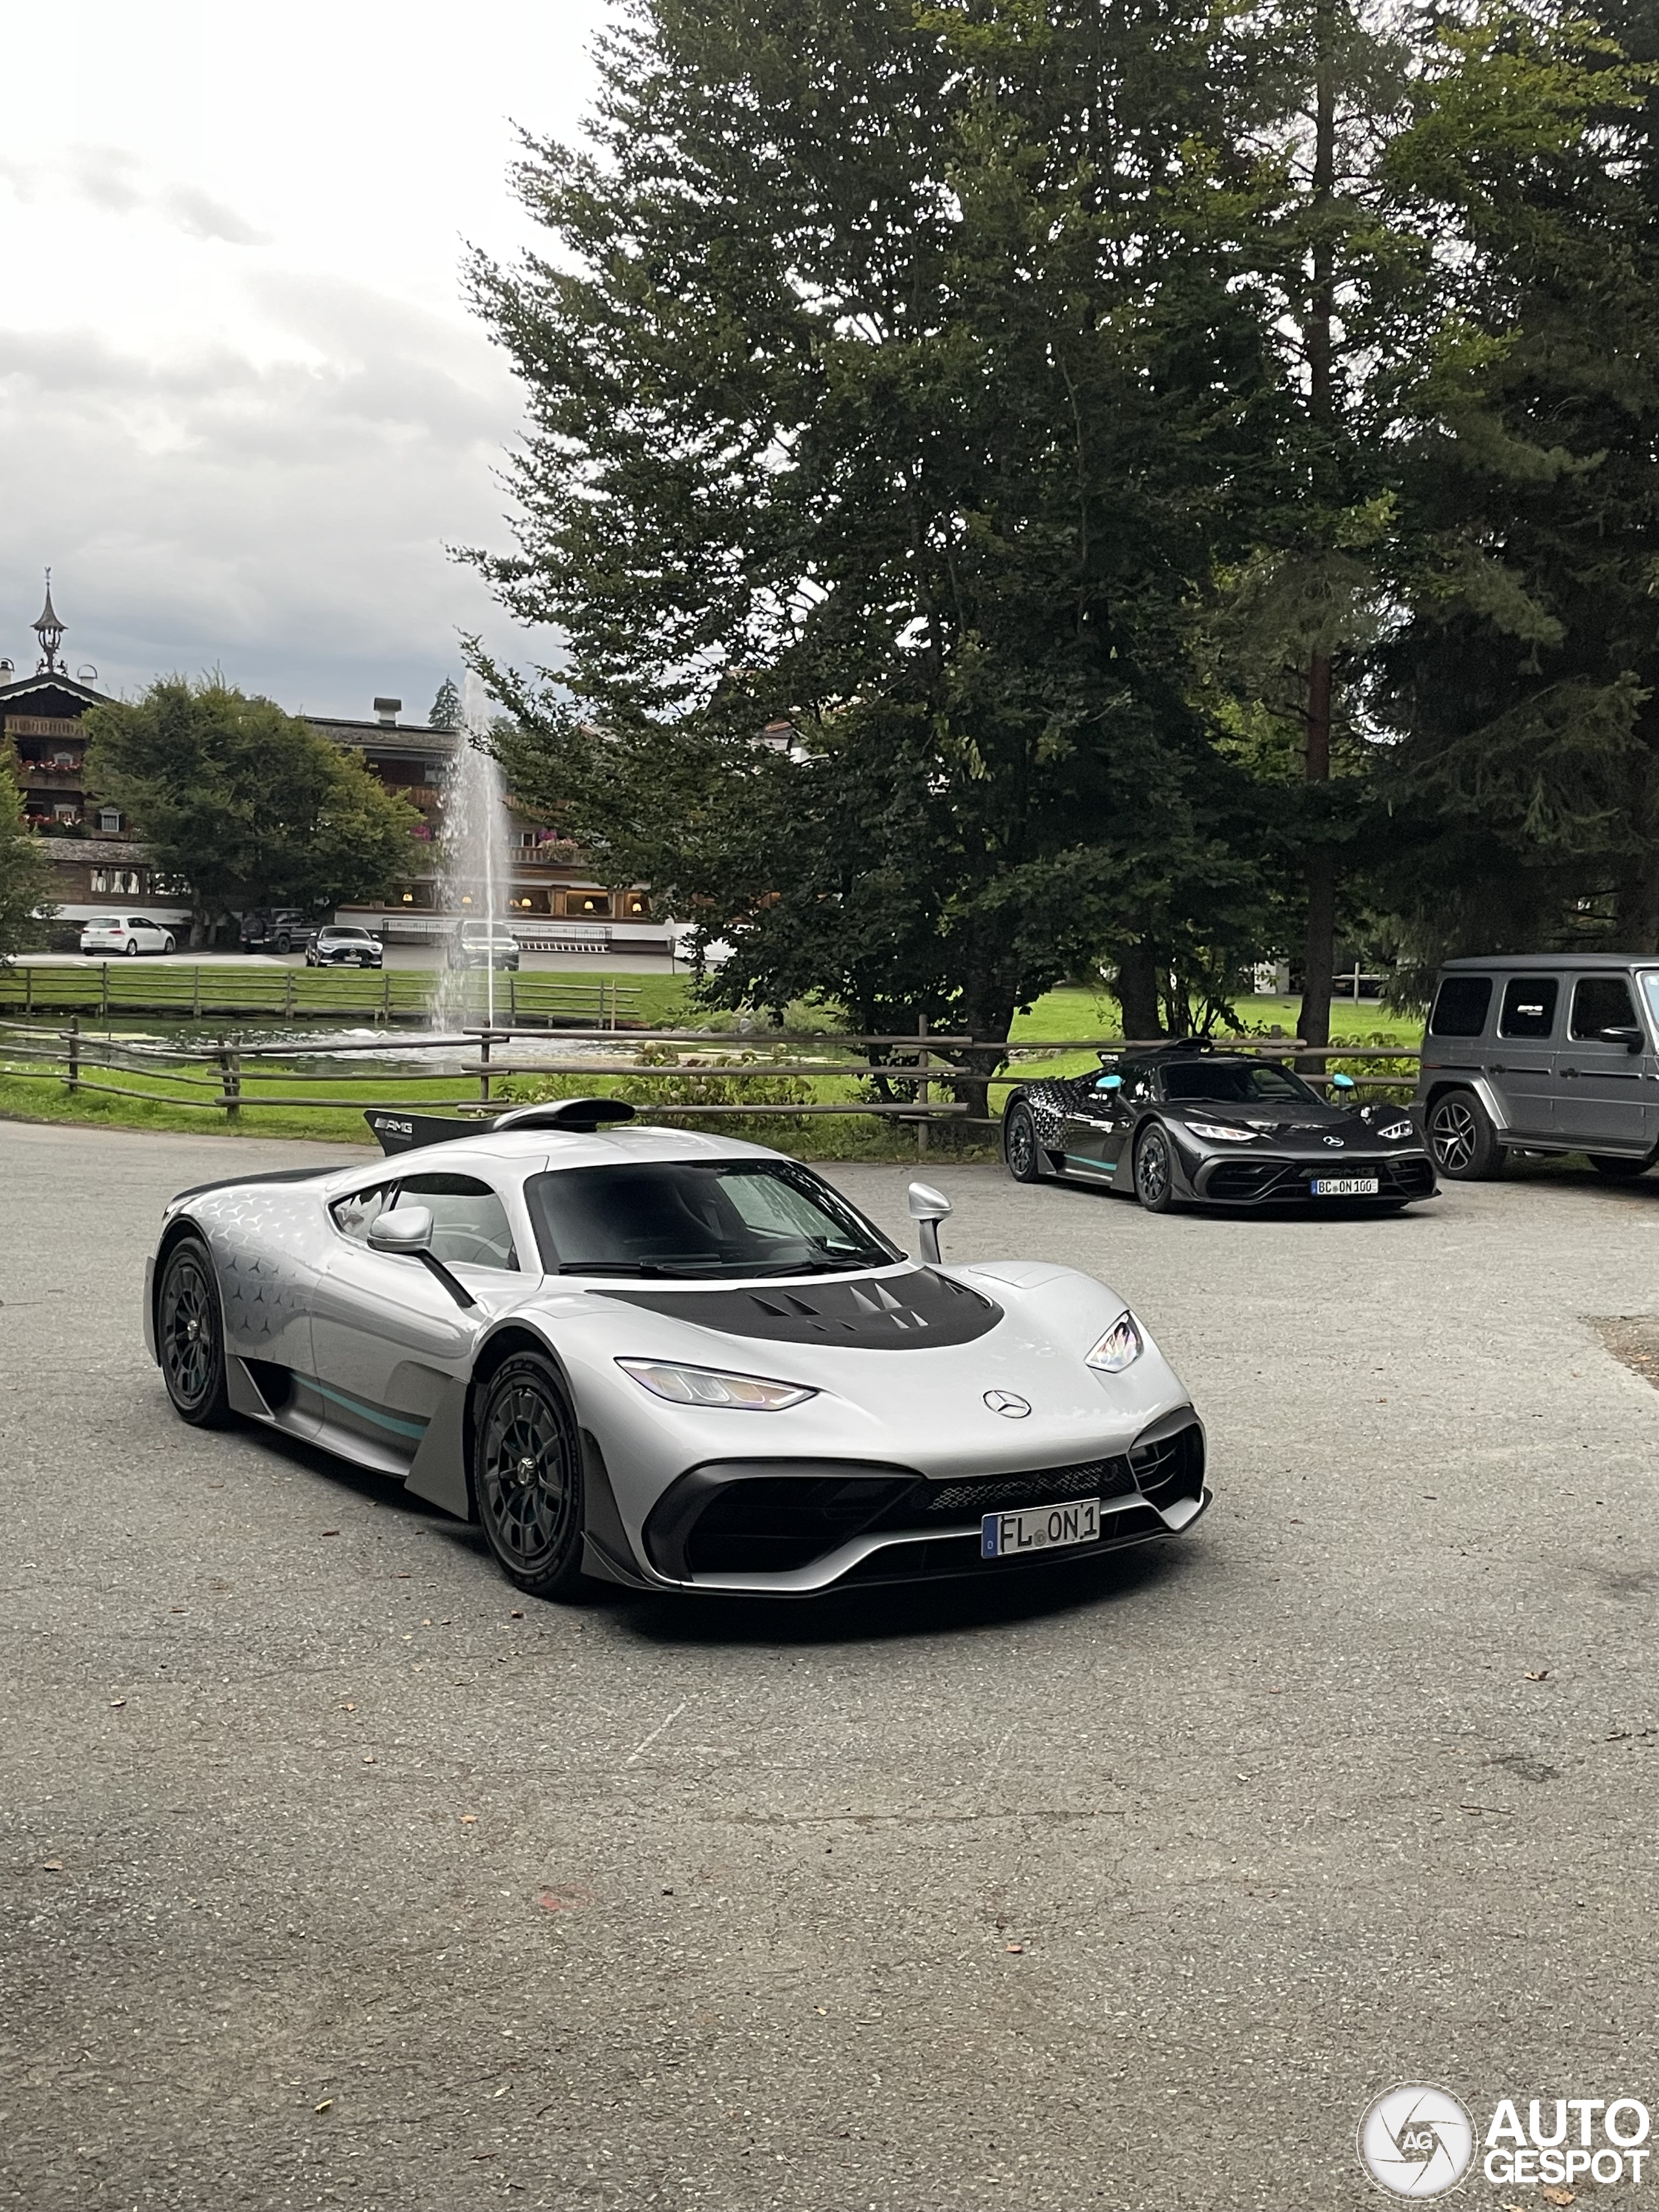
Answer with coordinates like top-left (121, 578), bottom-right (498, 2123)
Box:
top-left (5, 1121), bottom-right (1659, 2211)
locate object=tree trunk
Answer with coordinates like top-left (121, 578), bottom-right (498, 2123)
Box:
top-left (1114, 937), bottom-right (1163, 1043)
top-left (1296, 14), bottom-right (1338, 1060)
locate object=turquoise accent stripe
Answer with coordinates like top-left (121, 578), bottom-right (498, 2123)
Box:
top-left (305, 1377), bottom-right (430, 1441)
top-left (1063, 1154), bottom-right (1117, 1172)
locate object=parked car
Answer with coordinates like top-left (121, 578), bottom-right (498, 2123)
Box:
top-left (447, 921), bottom-right (520, 971)
top-left (143, 1099), bottom-right (1209, 1601)
top-left (1003, 1040), bottom-right (1437, 1213)
top-left (1417, 953), bottom-right (1659, 1180)
top-left (80, 914), bottom-right (177, 958)
top-left (306, 925), bottom-right (384, 970)
top-left (238, 909), bottom-right (309, 955)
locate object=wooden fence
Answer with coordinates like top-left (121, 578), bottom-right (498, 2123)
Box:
top-left (0, 1016), bottom-right (1421, 1151)
top-left (0, 961), bottom-right (640, 1028)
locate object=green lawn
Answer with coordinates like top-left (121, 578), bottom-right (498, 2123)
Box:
top-left (0, 980), bottom-right (1422, 1150)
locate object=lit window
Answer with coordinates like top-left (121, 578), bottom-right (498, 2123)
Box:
top-left (565, 891), bottom-right (612, 918)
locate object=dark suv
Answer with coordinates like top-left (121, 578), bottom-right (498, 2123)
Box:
top-left (1416, 954), bottom-right (1658, 1179)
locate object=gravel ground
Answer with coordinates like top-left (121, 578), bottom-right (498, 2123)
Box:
top-left (4, 1121), bottom-right (1658, 2211)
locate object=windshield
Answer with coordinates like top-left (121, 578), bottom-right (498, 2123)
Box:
top-left (524, 1160), bottom-right (903, 1279)
top-left (1161, 1060), bottom-right (1323, 1107)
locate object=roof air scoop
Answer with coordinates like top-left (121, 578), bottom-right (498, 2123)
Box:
top-left (491, 1098), bottom-right (637, 1135)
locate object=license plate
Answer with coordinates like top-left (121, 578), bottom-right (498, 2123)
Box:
top-left (1311, 1176), bottom-right (1380, 1196)
top-left (981, 1495), bottom-right (1100, 1559)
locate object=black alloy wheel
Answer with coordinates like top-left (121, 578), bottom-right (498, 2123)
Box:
top-left (157, 1235), bottom-right (233, 1428)
top-left (1004, 1102), bottom-right (1045, 1184)
top-left (1134, 1126), bottom-right (1179, 1213)
top-left (472, 1352), bottom-right (586, 1600)
top-left (1590, 1153), bottom-right (1653, 1181)
top-left (275, 934), bottom-right (292, 955)
top-left (1426, 1088), bottom-right (1506, 1180)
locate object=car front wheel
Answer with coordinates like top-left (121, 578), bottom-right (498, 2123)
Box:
top-left (161, 935), bottom-right (176, 955)
top-left (157, 1235), bottom-right (234, 1428)
top-left (1134, 1126), bottom-right (1179, 1213)
top-left (1003, 1101), bottom-right (1046, 1183)
top-left (1427, 1088), bottom-right (1507, 1180)
top-left (472, 1352), bottom-right (586, 1601)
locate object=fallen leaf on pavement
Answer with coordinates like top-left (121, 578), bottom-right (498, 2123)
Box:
top-left (314, 2099), bottom-right (334, 2113)
top-left (1004, 1941), bottom-right (1025, 1953)
top-left (1542, 2189), bottom-right (1575, 2207)
top-left (41, 1859), bottom-right (62, 1872)
top-left (1525, 1670), bottom-right (1549, 1682)
top-left (510, 1610), bottom-right (524, 1620)
top-left (461, 1814), bottom-right (478, 1825)
top-left (110, 1699), bottom-right (126, 1709)
top-left (362, 1754), bottom-right (375, 1765)
top-left (321, 1530), bottom-right (340, 1538)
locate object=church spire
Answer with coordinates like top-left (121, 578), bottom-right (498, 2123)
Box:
top-left (33, 569), bottom-right (65, 675)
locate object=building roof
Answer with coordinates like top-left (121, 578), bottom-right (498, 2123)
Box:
top-left (308, 713), bottom-right (459, 754)
top-left (0, 671), bottom-right (115, 715)
top-left (32, 836), bottom-right (152, 865)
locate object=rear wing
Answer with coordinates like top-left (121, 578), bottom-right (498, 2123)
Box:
top-left (364, 1097), bottom-right (636, 1156)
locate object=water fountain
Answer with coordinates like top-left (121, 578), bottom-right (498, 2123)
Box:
top-left (428, 670), bottom-right (513, 1033)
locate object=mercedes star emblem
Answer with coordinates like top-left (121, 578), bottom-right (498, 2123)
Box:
top-left (983, 1390), bottom-right (1032, 1418)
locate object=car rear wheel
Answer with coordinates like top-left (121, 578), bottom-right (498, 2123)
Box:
top-left (123, 939), bottom-right (139, 957)
top-left (1426, 1088), bottom-right (1507, 1180)
top-left (1134, 1126), bottom-right (1179, 1213)
top-left (157, 1235), bottom-right (234, 1428)
top-left (1003, 1102), bottom-right (1046, 1183)
top-left (472, 1352), bottom-right (586, 1601)
top-left (1590, 1153), bottom-right (1653, 1180)
top-left (275, 934), bottom-right (292, 954)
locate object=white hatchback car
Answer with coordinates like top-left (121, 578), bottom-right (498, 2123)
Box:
top-left (80, 914), bottom-right (178, 957)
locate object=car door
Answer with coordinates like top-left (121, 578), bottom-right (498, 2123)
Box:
top-left (1487, 974), bottom-right (1560, 1137)
top-left (1558, 974), bottom-right (1651, 1150)
top-left (1054, 1067), bottom-right (1129, 1177)
top-left (309, 1169), bottom-right (525, 1451)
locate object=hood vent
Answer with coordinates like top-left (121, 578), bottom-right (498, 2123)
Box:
top-left (596, 1268), bottom-right (1003, 1349)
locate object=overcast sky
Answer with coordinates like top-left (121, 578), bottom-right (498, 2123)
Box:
top-left (0, 0), bottom-right (607, 721)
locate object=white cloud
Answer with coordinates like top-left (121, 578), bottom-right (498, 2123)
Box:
top-left (0, 0), bottom-right (607, 715)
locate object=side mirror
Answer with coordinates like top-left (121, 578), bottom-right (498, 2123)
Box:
top-left (368, 1205), bottom-right (434, 1255)
top-left (1095, 1073), bottom-right (1122, 1093)
top-left (1331, 1072), bottom-right (1356, 1092)
top-left (907, 1181), bottom-right (952, 1266)
top-left (1600, 1026), bottom-right (1645, 1054)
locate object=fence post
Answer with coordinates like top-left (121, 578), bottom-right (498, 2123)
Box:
top-left (915, 1013), bottom-right (930, 1156)
top-left (24, 966), bottom-right (32, 1016)
top-left (65, 1016), bottom-right (80, 1095)
top-left (218, 1036), bottom-right (240, 1122)
top-left (285, 968), bottom-right (295, 1018)
top-left (382, 965), bottom-right (391, 1023)
top-left (478, 1031), bottom-right (493, 1107)
top-left (192, 966), bottom-right (201, 1019)
top-left (100, 964), bottom-right (110, 1019)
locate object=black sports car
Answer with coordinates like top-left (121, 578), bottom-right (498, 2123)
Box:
top-left (1002, 1043), bottom-right (1437, 1213)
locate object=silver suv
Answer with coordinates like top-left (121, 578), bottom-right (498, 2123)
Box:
top-left (1416, 954), bottom-right (1658, 1180)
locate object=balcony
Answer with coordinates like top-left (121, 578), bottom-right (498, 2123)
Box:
top-left (21, 765), bottom-right (86, 788)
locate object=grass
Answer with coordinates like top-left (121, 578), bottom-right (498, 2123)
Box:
top-left (0, 981), bottom-right (1424, 1150)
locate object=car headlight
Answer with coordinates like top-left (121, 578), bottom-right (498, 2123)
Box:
top-left (1184, 1119), bottom-right (1257, 1143)
top-left (1085, 1313), bottom-right (1143, 1373)
top-left (1374, 1119), bottom-right (1414, 1141)
top-left (617, 1358), bottom-right (817, 1410)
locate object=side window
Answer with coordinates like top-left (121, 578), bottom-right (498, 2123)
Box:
top-left (399, 1172), bottom-right (518, 1272)
top-left (1498, 977), bottom-right (1559, 1040)
top-left (1428, 975), bottom-right (1493, 1038)
top-left (331, 1183), bottom-right (397, 1243)
top-left (1571, 975), bottom-right (1638, 1040)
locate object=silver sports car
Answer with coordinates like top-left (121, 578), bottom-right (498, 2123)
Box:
top-left (145, 1100), bottom-right (1209, 1601)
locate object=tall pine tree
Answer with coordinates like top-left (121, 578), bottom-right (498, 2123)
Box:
top-left (468, 0), bottom-right (1286, 1072)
